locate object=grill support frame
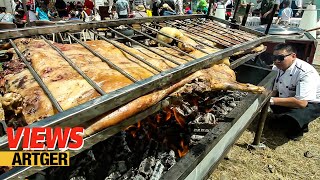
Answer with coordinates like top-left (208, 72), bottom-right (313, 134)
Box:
top-left (0, 15), bottom-right (272, 179)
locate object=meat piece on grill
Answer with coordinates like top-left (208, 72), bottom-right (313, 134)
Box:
top-left (156, 27), bottom-right (197, 52)
top-left (0, 37), bottom-right (265, 136)
top-left (84, 63), bottom-right (265, 136)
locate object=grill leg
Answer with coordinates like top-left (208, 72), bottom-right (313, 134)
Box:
top-left (252, 99), bottom-right (270, 146)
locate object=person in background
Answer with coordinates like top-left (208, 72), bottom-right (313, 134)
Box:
top-left (236, 0), bottom-right (247, 23)
top-left (36, 1), bottom-right (51, 21)
top-left (252, 0), bottom-right (261, 16)
top-left (269, 43), bottom-right (320, 141)
top-left (22, 5), bottom-right (38, 23)
top-left (290, 0), bottom-right (302, 17)
top-left (14, 0), bottom-right (23, 12)
top-left (115, 0), bottom-right (130, 18)
top-left (159, 3), bottom-right (176, 16)
top-left (84, 0), bottom-right (95, 11)
top-left (152, 0), bottom-right (161, 16)
top-left (260, 0), bottom-right (274, 25)
top-left (0, 7), bottom-right (15, 23)
top-left (275, 0), bottom-right (292, 26)
top-left (225, 0), bottom-right (233, 20)
top-left (175, 0), bottom-right (184, 15)
top-left (133, 0), bottom-right (147, 10)
top-left (69, 10), bottom-right (80, 20)
top-left (135, 5), bottom-right (147, 17)
top-left (197, 0), bottom-right (208, 14)
top-left (185, 3), bottom-right (192, 14)
top-left (55, 0), bottom-right (68, 18)
top-left (48, 2), bottom-right (58, 19)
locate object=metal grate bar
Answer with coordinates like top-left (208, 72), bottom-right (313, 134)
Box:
top-left (125, 25), bottom-right (196, 60)
top-left (67, 33), bottom-right (137, 82)
top-left (165, 21), bottom-right (230, 47)
top-left (141, 24), bottom-right (210, 54)
top-left (9, 39), bottom-right (63, 112)
top-left (89, 30), bottom-right (161, 73)
top-left (186, 19), bottom-right (244, 44)
top-left (108, 27), bottom-right (182, 65)
top-left (154, 23), bottom-right (218, 49)
top-left (206, 20), bottom-right (255, 40)
top-left (191, 19), bottom-right (252, 42)
top-left (173, 20), bottom-right (238, 46)
top-left (195, 19), bottom-right (253, 42)
top-left (40, 35), bottom-right (107, 95)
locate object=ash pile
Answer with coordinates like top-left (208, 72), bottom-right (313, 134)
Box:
top-left (41, 90), bottom-right (247, 180)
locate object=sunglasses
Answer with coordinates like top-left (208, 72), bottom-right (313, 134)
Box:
top-left (272, 53), bottom-right (293, 62)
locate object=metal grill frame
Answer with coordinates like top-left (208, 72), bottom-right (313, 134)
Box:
top-left (0, 15), bottom-right (271, 179)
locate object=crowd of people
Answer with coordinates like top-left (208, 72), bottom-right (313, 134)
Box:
top-left (0, 0), bottom-right (313, 27)
top-left (213, 0), bottom-right (310, 25)
top-left (0, 0), bottom-right (97, 27)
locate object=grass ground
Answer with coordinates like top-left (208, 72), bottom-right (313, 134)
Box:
top-left (208, 65), bottom-right (320, 180)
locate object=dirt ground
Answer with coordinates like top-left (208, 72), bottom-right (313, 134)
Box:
top-left (208, 65), bottom-right (320, 180)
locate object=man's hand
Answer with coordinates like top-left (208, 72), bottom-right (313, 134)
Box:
top-left (272, 97), bottom-right (308, 108)
top-left (262, 12), bottom-right (269, 18)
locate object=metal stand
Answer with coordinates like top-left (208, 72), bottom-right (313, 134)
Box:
top-left (250, 99), bottom-right (270, 149)
top-left (241, 4), bottom-right (251, 26)
top-left (265, 4), bottom-right (278, 34)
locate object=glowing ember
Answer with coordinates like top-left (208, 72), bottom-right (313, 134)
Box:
top-left (178, 140), bottom-right (189, 157)
top-left (172, 107), bottom-right (186, 127)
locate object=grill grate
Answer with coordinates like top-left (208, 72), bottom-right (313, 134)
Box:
top-left (0, 15), bottom-right (270, 179)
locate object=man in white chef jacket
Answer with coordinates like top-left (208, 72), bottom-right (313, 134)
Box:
top-left (270, 43), bottom-right (320, 141)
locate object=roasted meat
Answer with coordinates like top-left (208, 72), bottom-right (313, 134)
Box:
top-left (0, 31), bottom-right (265, 136)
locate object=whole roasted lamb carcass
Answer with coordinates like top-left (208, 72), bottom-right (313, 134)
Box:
top-left (0, 27), bottom-right (265, 136)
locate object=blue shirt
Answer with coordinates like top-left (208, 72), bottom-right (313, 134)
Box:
top-left (36, 7), bottom-right (49, 21)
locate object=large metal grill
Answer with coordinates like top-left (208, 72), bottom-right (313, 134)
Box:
top-left (0, 15), bottom-right (273, 179)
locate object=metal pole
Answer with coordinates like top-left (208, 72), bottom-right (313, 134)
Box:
top-left (108, 28), bottom-right (182, 65)
top-left (207, 0), bottom-right (213, 16)
top-left (22, 0), bottom-right (31, 27)
top-left (241, 4), bottom-right (251, 26)
top-left (265, 4), bottom-right (278, 35)
top-left (89, 30), bottom-right (162, 73)
top-left (40, 35), bottom-right (107, 95)
top-left (141, 24), bottom-right (210, 54)
top-left (252, 100), bottom-right (270, 145)
top-left (232, 0), bottom-right (241, 23)
top-left (67, 33), bottom-right (138, 82)
top-left (9, 39), bottom-right (63, 112)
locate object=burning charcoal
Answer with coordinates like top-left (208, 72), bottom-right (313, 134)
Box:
top-left (224, 106), bottom-right (233, 113)
top-left (149, 160), bottom-right (164, 180)
top-left (167, 150), bottom-right (176, 167)
top-left (87, 150), bottom-right (96, 161)
top-left (203, 113), bottom-right (216, 124)
top-left (119, 168), bottom-right (135, 180)
top-left (133, 174), bottom-right (146, 180)
top-left (117, 161), bottom-right (127, 174)
top-left (175, 106), bottom-right (185, 117)
top-left (138, 156), bottom-right (155, 176)
top-left (70, 176), bottom-right (86, 180)
top-left (194, 114), bottom-right (203, 123)
top-left (105, 171), bottom-right (121, 180)
top-left (193, 128), bottom-right (211, 135)
top-left (191, 135), bottom-right (204, 141)
top-left (229, 102), bottom-right (237, 108)
top-left (181, 103), bottom-right (194, 116)
top-left (159, 150), bottom-right (176, 168)
top-left (121, 131), bottom-right (132, 153)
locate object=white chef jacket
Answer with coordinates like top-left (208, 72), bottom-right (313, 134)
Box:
top-left (272, 58), bottom-right (320, 103)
